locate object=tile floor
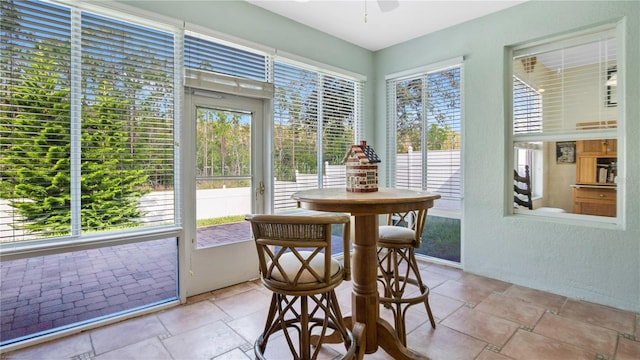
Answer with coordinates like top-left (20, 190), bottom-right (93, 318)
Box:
top-left (2, 261), bottom-right (639, 360)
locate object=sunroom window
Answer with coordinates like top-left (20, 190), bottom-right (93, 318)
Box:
top-left (0, 0), bottom-right (179, 346)
top-left (511, 25), bottom-right (620, 220)
top-left (386, 58), bottom-right (463, 264)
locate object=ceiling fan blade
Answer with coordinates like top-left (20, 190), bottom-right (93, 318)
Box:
top-left (377, 0), bottom-right (399, 12)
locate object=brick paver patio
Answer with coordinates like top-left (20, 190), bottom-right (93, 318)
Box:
top-left (0, 222), bottom-right (252, 345)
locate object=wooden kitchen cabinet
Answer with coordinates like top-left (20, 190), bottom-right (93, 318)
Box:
top-left (572, 186), bottom-right (616, 217)
top-left (573, 138), bottom-right (617, 216)
top-left (575, 139), bottom-right (617, 185)
top-left (576, 139), bottom-right (617, 156)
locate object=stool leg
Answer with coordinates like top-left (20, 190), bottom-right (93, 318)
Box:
top-left (377, 247), bottom-right (437, 347)
top-left (301, 296), bottom-right (310, 360)
top-left (407, 248), bottom-right (436, 329)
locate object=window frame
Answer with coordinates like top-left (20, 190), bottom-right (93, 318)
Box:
top-left (508, 24), bottom-right (623, 225)
top-left (385, 57), bottom-right (464, 214)
top-left (0, 1), bottom-right (183, 259)
top-left (271, 58), bottom-right (365, 211)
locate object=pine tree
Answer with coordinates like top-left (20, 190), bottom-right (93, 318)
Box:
top-left (0, 44), bottom-right (148, 235)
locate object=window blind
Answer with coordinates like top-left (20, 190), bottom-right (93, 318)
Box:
top-left (387, 64), bottom-right (462, 211)
top-left (425, 67), bottom-right (462, 202)
top-left (272, 60), bottom-right (363, 209)
top-left (1, 1), bottom-right (73, 241)
top-left (513, 77), bottom-right (542, 134)
top-left (80, 12), bottom-right (175, 234)
top-left (185, 34), bottom-right (267, 82)
top-left (513, 31), bottom-right (617, 135)
top-left (0, 1), bottom-right (176, 242)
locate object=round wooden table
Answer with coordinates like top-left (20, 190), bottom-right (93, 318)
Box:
top-left (292, 187), bottom-right (441, 360)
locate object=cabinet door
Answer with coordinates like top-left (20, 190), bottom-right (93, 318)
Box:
top-left (576, 157), bottom-right (597, 184)
top-left (575, 201), bottom-right (616, 217)
top-left (577, 139), bottom-right (616, 155)
top-left (572, 187), bottom-right (616, 217)
top-left (605, 139), bottom-right (617, 154)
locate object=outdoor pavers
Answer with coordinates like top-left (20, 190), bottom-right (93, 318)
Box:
top-left (0, 222), bottom-right (259, 345)
top-left (0, 221), bottom-right (346, 345)
top-left (0, 238), bottom-right (178, 344)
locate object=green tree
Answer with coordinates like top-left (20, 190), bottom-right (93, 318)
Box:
top-left (0, 43), bottom-right (148, 235)
top-left (0, 44), bottom-right (73, 234)
top-left (396, 78), bottom-right (423, 153)
top-left (426, 123), bottom-right (448, 150)
top-left (79, 81), bottom-right (149, 231)
top-left (395, 70), bottom-right (461, 152)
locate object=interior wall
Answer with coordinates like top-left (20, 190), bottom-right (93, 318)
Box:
top-left (543, 141), bottom-right (574, 211)
top-left (374, 0), bottom-right (639, 312)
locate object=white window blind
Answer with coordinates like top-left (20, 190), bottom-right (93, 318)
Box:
top-left (0, 1), bottom-right (176, 242)
top-left (513, 77), bottom-right (542, 134)
top-left (273, 60), bottom-right (363, 209)
top-left (80, 12), bottom-right (175, 234)
top-left (387, 63), bottom-right (462, 211)
top-left (184, 33), bottom-right (267, 82)
top-left (513, 30), bottom-right (617, 135)
top-left (1, 1), bottom-right (73, 241)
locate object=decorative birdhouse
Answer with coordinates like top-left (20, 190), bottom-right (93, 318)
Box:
top-left (343, 140), bottom-right (381, 192)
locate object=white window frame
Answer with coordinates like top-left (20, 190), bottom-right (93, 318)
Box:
top-left (509, 24), bottom-right (624, 226)
top-left (385, 57), bottom-right (464, 215)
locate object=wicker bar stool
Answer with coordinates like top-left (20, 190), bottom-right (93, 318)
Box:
top-left (246, 214), bottom-right (356, 360)
top-left (376, 209), bottom-right (436, 346)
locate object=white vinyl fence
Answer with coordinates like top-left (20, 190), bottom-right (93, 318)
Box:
top-left (2, 153), bottom-right (461, 242)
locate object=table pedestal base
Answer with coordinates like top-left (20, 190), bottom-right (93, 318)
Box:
top-left (339, 317), bottom-right (429, 360)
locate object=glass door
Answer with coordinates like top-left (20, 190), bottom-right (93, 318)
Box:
top-left (183, 91), bottom-right (264, 296)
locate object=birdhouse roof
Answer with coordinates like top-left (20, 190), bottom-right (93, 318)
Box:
top-left (343, 141), bottom-right (381, 164)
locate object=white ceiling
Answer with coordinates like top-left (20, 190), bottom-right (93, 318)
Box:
top-left (246, 0), bottom-right (527, 51)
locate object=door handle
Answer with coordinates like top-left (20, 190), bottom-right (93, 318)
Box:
top-left (256, 181), bottom-right (265, 200)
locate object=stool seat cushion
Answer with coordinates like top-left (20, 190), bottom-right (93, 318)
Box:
top-left (269, 251), bottom-right (340, 284)
top-left (379, 226), bottom-right (415, 244)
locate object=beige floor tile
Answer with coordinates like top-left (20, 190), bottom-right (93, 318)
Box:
top-left (162, 321), bottom-right (247, 360)
top-left (260, 332), bottom-right (340, 360)
top-left (213, 288), bottom-right (271, 319)
top-left (360, 348), bottom-right (395, 359)
top-left (502, 285), bottom-right (567, 313)
top-left (406, 322), bottom-right (487, 360)
top-left (458, 273), bottom-right (512, 293)
top-left (419, 291), bottom-right (465, 322)
top-left (379, 305), bottom-right (431, 340)
top-left (534, 312), bottom-right (618, 357)
top-left (616, 337), bottom-right (640, 360)
top-left (441, 306), bottom-right (520, 348)
top-left (420, 263), bottom-right (463, 280)
top-left (432, 279), bottom-right (494, 305)
top-left (560, 299), bottom-right (636, 334)
top-left (90, 314), bottom-right (168, 355)
top-left (474, 293), bottom-right (546, 328)
top-left (185, 291), bottom-right (215, 304)
top-left (94, 337), bottom-right (172, 360)
top-left (157, 300), bottom-right (227, 335)
top-left (3, 333), bottom-right (92, 360)
top-left (475, 349), bottom-right (515, 360)
top-left (4, 260), bottom-right (637, 360)
top-left (420, 267), bottom-right (456, 289)
top-left (225, 309), bottom-right (268, 344)
top-left (212, 348), bottom-right (251, 360)
top-left (211, 281), bottom-right (261, 300)
top-left (501, 329), bottom-right (596, 360)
